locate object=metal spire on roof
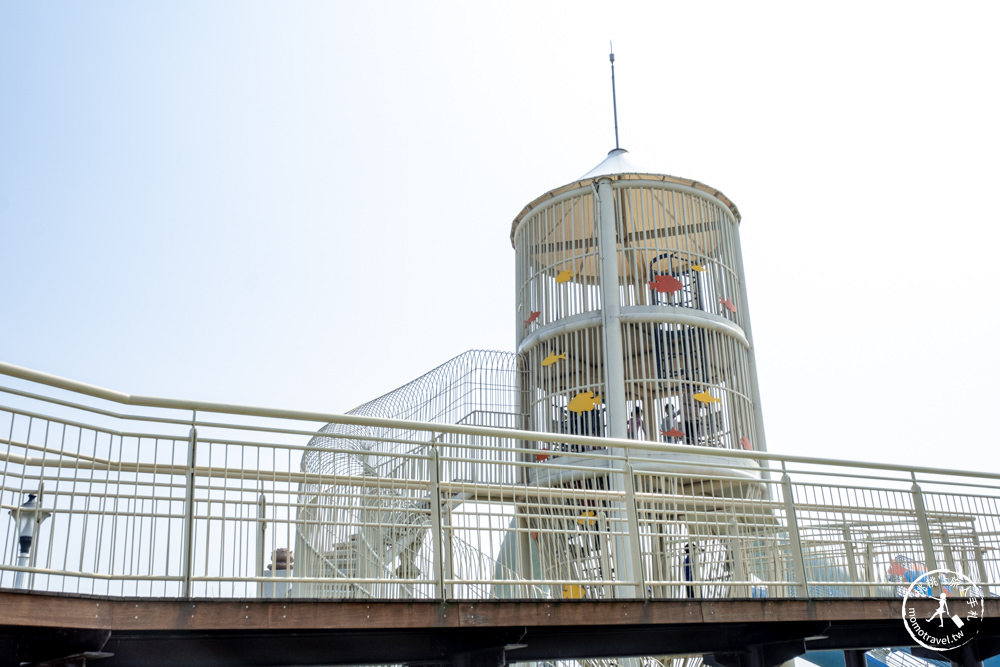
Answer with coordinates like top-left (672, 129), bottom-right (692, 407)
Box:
top-left (609, 42), bottom-right (619, 150)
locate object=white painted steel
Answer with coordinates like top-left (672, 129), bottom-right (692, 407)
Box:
top-left (2, 363), bottom-right (999, 602)
top-left (596, 177), bottom-right (640, 596)
top-left (596, 177), bottom-right (628, 440)
top-left (511, 155), bottom-right (769, 601)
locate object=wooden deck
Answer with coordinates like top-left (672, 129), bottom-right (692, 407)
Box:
top-left (2, 592), bottom-right (999, 667)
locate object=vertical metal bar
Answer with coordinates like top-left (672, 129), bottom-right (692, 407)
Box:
top-left (729, 216), bottom-right (768, 455)
top-left (182, 426), bottom-right (197, 598)
top-left (729, 520), bottom-right (747, 598)
top-left (596, 179), bottom-right (628, 437)
top-left (428, 442), bottom-right (446, 599)
top-left (841, 525), bottom-right (860, 596)
top-left (597, 511), bottom-right (613, 599)
top-left (28, 483), bottom-right (46, 591)
top-left (624, 461), bottom-right (646, 596)
top-left (595, 179), bottom-right (639, 597)
top-left (687, 533), bottom-right (701, 599)
top-left (864, 539), bottom-right (877, 597)
top-left (971, 532), bottom-right (991, 597)
top-left (256, 493), bottom-right (266, 598)
top-left (941, 530), bottom-right (957, 573)
top-left (516, 512), bottom-right (532, 598)
top-left (781, 473), bottom-right (810, 598)
top-left (911, 480), bottom-right (940, 573)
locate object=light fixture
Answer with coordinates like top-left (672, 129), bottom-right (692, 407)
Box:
top-left (8, 493), bottom-right (51, 588)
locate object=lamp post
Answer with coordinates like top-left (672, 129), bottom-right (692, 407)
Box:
top-left (9, 493), bottom-right (51, 589)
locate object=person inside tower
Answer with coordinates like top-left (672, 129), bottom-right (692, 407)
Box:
top-left (627, 406), bottom-right (645, 439)
top-left (679, 385), bottom-right (702, 444)
top-left (661, 403), bottom-right (680, 442)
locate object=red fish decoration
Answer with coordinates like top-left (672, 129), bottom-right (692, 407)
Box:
top-left (740, 436), bottom-right (752, 450)
top-left (662, 428), bottom-right (685, 438)
top-left (650, 274), bottom-right (684, 294)
top-left (720, 298), bottom-right (736, 313)
top-left (524, 310), bottom-right (540, 326)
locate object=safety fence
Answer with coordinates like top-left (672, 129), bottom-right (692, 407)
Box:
top-left (1, 362), bottom-right (998, 600)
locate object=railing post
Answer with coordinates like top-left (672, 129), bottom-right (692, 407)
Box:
top-left (781, 472), bottom-right (810, 598)
top-left (428, 441), bottom-right (447, 599)
top-left (256, 493), bottom-right (267, 598)
top-left (910, 479), bottom-right (939, 570)
top-left (842, 525), bottom-right (860, 596)
top-left (687, 532), bottom-right (702, 599)
top-left (182, 426), bottom-right (197, 598)
top-left (864, 538), bottom-right (877, 597)
top-left (941, 530), bottom-right (957, 573)
top-left (623, 461), bottom-right (646, 597)
top-left (729, 520), bottom-right (747, 598)
top-left (971, 533), bottom-right (991, 597)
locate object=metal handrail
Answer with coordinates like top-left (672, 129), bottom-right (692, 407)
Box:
top-left (2, 360), bottom-right (998, 601)
top-left (2, 360), bottom-right (997, 482)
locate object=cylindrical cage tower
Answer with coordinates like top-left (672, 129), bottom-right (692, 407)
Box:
top-left (511, 149), bottom-right (769, 596)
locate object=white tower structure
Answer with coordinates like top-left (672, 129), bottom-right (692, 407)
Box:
top-left (511, 147), bottom-right (769, 596)
top-left (512, 147), bottom-right (766, 452)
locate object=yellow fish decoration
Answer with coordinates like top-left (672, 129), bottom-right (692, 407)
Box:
top-left (567, 391), bottom-right (601, 414)
top-left (541, 351), bottom-right (566, 367)
top-left (692, 391), bottom-right (721, 405)
top-left (691, 264), bottom-right (706, 272)
top-left (555, 269), bottom-right (574, 283)
top-left (577, 509), bottom-right (597, 526)
top-left (562, 584), bottom-right (586, 599)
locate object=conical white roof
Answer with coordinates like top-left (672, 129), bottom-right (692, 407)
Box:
top-left (577, 147), bottom-right (648, 179)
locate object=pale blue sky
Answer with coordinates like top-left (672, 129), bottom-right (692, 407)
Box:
top-left (2, 1), bottom-right (999, 470)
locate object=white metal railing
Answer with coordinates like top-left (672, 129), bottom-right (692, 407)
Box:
top-left (2, 360), bottom-right (999, 600)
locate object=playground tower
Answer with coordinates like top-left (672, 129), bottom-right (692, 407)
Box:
top-left (511, 148), bottom-right (769, 595)
top-left (512, 147), bottom-right (766, 452)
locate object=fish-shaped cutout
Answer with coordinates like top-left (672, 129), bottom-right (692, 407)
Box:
top-left (691, 264), bottom-right (706, 272)
top-left (692, 391), bottom-right (721, 405)
top-left (541, 351), bottom-right (566, 367)
top-left (740, 436), bottom-right (752, 450)
top-left (662, 428), bottom-right (685, 438)
top-left (567, 391), bottom-right (601, 414)
top-left (649, 274), bottom-right (683, 294)
top-left (720, 297), bottom-right (737, 313)
top-left (524, 310), bottom-right (540, 326)
top-left (555, 269), bottom-right (574, 283)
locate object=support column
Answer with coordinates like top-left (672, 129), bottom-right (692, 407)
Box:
top-left (595, 177), bottom-right (641, 597)
top-left (843, 650), bottom-right (867, 667)
top-left (596, 178), bottom-right (627, 439)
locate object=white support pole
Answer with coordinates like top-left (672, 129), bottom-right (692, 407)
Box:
top-left (428, 443), bottom-right (446, 599)
top-left (596, 179), bottom-right (626, 439)
top-left (729, 521), bottom-right (748, 598)
top-left (731, 219), bottom-right (768, 456)
top-left (971, 533), bottom-right (991, 597)
top-left (256, 494), bottom-right (266, 598)
top-left (595, 178), bottom-right (641, 597)
top-left (182, 426), bottom-right (197, 598)
top-left (781, 473), bottom-right (810, 598)
top-left (911, 479), bottom-right (941, 596)
top-left (842, 525), bottom-right (860, 596)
